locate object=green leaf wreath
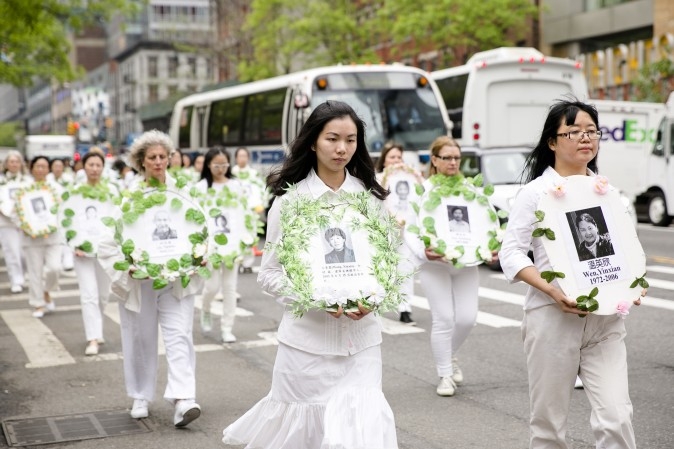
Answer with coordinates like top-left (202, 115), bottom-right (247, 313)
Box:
top-left (269, 187), bottom-right (406, 318)
top-left (14, 182), bottom-right (59, 238)
top-left (107, 176), bottom-right (211, 290)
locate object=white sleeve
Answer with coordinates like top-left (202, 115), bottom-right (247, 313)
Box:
top-left (498, 186), bottom-right (538, 283)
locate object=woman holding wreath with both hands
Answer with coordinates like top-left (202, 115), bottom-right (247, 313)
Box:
top-left (222, 100), bottom-right (398, 449)
top-left (499, 99), bottom-right (643, 449)
top-left (0, 150), bottom-right (28, 294)
top-left (98, 130), bottom-right (203, 427)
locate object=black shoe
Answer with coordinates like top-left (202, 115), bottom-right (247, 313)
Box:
top-left (243, 267), bottom-right (253, 274)
top-left (399, 311), bottom-right (415, 325)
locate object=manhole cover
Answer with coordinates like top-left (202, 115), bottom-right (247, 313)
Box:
top-left (2, 410), bottom-right (152, 446)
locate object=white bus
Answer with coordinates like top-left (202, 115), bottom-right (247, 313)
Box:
top-left (169, 64), bottom-right (451, 172)
top-left (431, 47), bottom-right (589, 148)
top-left (24, 135), bottom-right (76, 161)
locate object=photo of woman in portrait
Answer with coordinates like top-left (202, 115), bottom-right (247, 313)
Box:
top-left (324, 227), bottom-right (356, 264)
top-left (572, 210), bottom-right (614, 261)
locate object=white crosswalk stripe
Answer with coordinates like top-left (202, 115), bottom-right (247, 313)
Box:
top-left (1, 265), bottom-right (672, 368)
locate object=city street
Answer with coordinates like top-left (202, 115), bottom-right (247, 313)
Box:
top-left (1, 223), bottom-right (673, 449)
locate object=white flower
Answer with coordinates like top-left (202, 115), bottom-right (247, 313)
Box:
top-left (193, 243), bottom-right (207, 258)
top-left (241, 234), bottom-right (255, 246)
top-left (447, 248), bottom-right (463, 261)
top-left (495, 228), bottom-right (506, 243)
top-left (362, 284), bottom-right (386, 305)
top-left (161, 268), bottom-right (177, 283)
top-left (478, 247), bottom-right (493, 262)
top-left (131, 248), bottom-right (144, 262)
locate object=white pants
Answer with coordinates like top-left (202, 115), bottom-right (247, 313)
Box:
top-left (23, 244), bottom-right (61, 308)
top-left (418, 262), bottom-right (479, 377)
top-left (523, 304), bottom-right (635, 449)
top-left (241, 250), bottom-right (254, 269)
top-left (0, 226), bottom-right (24, 287)
top-left (61, 243), bottom-right (74, 270)
top-left (396, 253), bottom-right (416, 313)
top-left (73, 256), bottom-right (110, 342)
top-left (202, 263), bottom-right (239, 332)
top-left (118, 284), bottom-right (197, 403)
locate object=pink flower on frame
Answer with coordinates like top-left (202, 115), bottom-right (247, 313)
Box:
top-left (616, 300), bottom-right (631, 319)
top-left (594, 175), bottom-right (609, 195)
top-left (551, 180), bottom-right (567, 198)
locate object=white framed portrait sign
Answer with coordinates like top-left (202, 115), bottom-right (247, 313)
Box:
top-left (536, 175), bottom-right (647, 315)
top-left (272, 189), bottom-right (406, 317)
top-left (411, 175), bottom-right (503, 267)
top-left (0, 180), bottom-right (25, 218)
top-left (58, 188), bottom-right (117, 255)
top-left (381, 164), bottom-right (424, 225)
top-left (14, 183), bottom-right (59, 238)
top-left (111, 184), bottom-right (211, 290)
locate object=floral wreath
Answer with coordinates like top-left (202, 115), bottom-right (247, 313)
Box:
top-left (408, 173), bottom-right (506, 267)
top-left (534, 175), bottom-right (648, 318)
top-left (194, 183), bottom-right (264, 270)
top-left (269, 187), bottom-right (406, 318)
top-left (59, 181), bottom-right (121, 254)
top-left (107, 176), bottom-right (216, 290)
top-left (14, 182), bottom-right (59, 238)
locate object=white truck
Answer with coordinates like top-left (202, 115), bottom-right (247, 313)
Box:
top-left (592, 99), bottom-right (671, 225)
top-left (23, 135), bottom-right (76, 161)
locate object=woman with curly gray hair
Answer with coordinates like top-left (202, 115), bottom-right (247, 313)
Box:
top-left (99, 130), bottom-right (203, 428)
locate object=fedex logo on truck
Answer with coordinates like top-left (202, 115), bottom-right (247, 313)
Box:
top-left (600, 119), bottom-right (656, 143)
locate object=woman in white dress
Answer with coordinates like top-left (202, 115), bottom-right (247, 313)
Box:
top-left (222, 100), bottom-right (398, 449)
top-left (195, 146), bottom-right (243, 343)
top-left (0, 151), bottom-right (28, 293)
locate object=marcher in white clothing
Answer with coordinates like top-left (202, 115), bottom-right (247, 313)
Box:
top-left (195, 146), bottom-right (242, 343)
top-left (499, 99), bottom-right (643, 449)
top-left (0, 151), bottom-right (28, 293)
top-left (231, 146), bottom-right (264, 267)
top-left (70, 152), bottom-right (115, 356)
top-left (222, 100), bottom-right (398, 449)
top-left (21, 156), bottom-right (62, 318)
top-left (98, 130), bottom-right (202, 427)
top-left (406, 136), bottom-right (481, 397)
top-left (48, 158), bottom-right (75, 271)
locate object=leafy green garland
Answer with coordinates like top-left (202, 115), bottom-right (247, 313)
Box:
top-left (107, 176), bottom-right (214, 290)
top-left (194, 183), bottom-right (264, 270)
top-left (407, 173), bottom-right (506, 267)
top-left (60, 181), bottom-right (121, 254)
top-left (14, 182), bottom-right (59, 238)
top-left (269, 188), bottom-right (406, 318)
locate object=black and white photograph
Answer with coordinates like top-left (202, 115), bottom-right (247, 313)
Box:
top-left (447, 205), bottom-right (471, 233)
top-left (323, 226), bottom-right (356, 265)
top-left (565, 206), bottom-right (615, 262)
top-left (152, 210), bottom-right (178, 241)
top-left (213, 214), bottom-right (231, 234)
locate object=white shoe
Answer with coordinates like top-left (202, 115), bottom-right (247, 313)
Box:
top-left (174, 399), bottom-right (201, 427)
top-left (574, 375), bottom-right (584, 389)
top-left (436, 376), bottom-right (457, 396)
top-left (10, 285), bottom-right (23, 293)
top-left (221, 329), bottom-right (237, 343)
top-left (130, 399), bottom-right (149, 419)
top-left (45, 301), bottom-right (55, 312)
top-left (200, 310), bottom-right (212, 333)
top-left (451, 357), bottom-right (464, 385)
top-left (32, 309), bottom-right (45, 318)
top-left (85, 342), bottom-right (99, 356)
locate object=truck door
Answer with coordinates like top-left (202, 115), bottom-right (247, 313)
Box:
top-left (647, 119), bottom-right (674, 226)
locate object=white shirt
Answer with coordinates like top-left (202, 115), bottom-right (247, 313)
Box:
top-left (258, 169), bottom-right (384, 356)
top-left (499, 166), bottom-right (595, 310)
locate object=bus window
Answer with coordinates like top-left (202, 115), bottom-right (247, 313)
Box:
top-left (244, 88), bottom-right (285, 144)
top-left (178, 106), bottom-right (193, 149)
top-left (208, 96), bottom-right (245, 146)
top-left (435, 74), bottom-right (468, 139)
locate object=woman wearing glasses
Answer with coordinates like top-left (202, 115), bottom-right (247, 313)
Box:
top-left (405, 136), bottom-right (480, 397)
top-left (499, 99), bottom-right (641, 449)
top-left (196, 147), bottom-right (243, 343)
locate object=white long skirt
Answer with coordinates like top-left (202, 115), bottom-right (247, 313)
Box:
top-left (222, 343), bottom-right (398, 449)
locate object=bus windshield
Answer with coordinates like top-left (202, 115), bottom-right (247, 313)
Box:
top-left (312, 89), bottom-right (446, 156)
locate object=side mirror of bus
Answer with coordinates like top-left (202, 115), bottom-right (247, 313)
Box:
top-left (294, 94), bottom-right (309, 109)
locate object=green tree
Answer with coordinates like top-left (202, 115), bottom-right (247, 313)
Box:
top-left (377, 0), bottom-right (539, 65)
top-left (239, 0), bottom-right (378, 81)
top-left (0, 0), bottom-right (139, 86)
top-left (632, 58), bottom-right (674, 103)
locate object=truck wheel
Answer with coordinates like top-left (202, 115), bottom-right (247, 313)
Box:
top-left (648, 192), bottom-right (672, 227)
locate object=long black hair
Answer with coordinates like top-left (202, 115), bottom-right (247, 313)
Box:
top-left (523, 98), bottom-right (599, 183)
top-left (201, 146), bottom-right (232, 188)
top-left (267, 100), bottom-right (387, 200)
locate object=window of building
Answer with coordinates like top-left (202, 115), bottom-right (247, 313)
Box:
top-left (188, 57), bottom-right (197, 76)
top-left (585, 0), bottom-right (636, 11)
top-left (148, 56), bottom-right (158, 78)
top-left (148, 84), bottom-right (158, 103)
top-left (168, 56), bottom-right (178, 77)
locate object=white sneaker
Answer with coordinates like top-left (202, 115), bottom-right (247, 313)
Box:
top-left (574, 375), bottom-right (584, 389)
top-left (130, 399), bottom-right (149, 419)
top-left (436, 376), bottom-right (457, 396)
top-left (32, 309), bottom-right (45, 318)
top-left (45, 301), bottom-right (56, 312)
top-left (200, 310), bottom-right (212, 333)
top-left (174, 399), bottom-right (201, 427)
top-left (221, 329), bottom-right (237, 343)
top-left (10, 285), bottom-right (23, 293)
top-left (451, 357), bottom-right (464, 385)
top-left (85, 342), bottom-right (99, 356)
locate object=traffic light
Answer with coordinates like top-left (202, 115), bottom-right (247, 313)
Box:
top-left (66, 120), bottom-right (80, 136)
